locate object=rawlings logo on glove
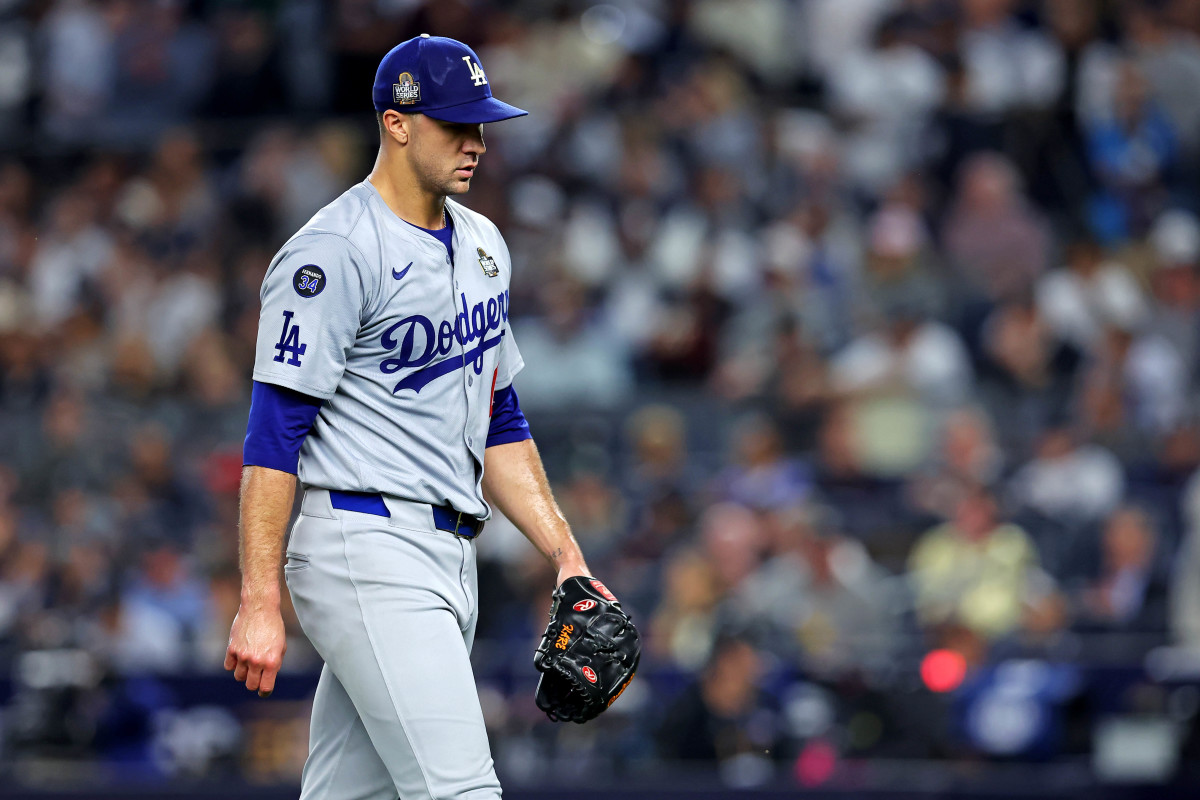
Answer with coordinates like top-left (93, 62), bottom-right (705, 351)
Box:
top-left (533, 575), bottom-right (641, 723)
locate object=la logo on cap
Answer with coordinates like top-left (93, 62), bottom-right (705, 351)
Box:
top-left (462, 57), bottom-right (488, 87)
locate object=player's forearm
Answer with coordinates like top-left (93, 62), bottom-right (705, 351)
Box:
top-left (238, 465), bottom-right (298, 609)
top-left (482, 439), bottom-right (589, 579)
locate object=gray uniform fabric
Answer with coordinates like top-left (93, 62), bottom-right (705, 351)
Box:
top-left (286, 488), bottom-right (499, 800)
top-left (253, 179), bottom-right (524, 519)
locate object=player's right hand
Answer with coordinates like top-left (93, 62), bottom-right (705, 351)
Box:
top-left (225, 603), bottom-right (288, 698)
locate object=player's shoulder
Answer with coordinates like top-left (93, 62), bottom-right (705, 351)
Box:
top-left (446, 198), bottom-right (513, 278)
top-left (446, 198), bottom-right (505, 247)
top-left (281, 182), bottom-right (382, 266)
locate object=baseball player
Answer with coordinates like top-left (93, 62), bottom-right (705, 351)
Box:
top-left (223, 35), bottom-right (637, 800)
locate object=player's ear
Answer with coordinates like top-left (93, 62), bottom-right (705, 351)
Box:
top-left (380, 110), bottom-right (410, 146)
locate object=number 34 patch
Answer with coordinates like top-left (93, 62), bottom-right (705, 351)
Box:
top-left (293, 265), bottom-right (326, 297)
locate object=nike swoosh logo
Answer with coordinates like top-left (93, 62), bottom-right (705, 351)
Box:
top-left (392, 262), bottom-right (413, 280)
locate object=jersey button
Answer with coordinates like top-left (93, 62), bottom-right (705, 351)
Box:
top-left (467, 436), bottom-right (474, 446)
top-left (468, 376), bottom-right (473, 386)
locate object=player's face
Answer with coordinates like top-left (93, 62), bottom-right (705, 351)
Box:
top-left (408, 115), bottom-right (486, 197)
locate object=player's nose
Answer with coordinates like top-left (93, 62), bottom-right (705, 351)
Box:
top-left (463, 127), bottom-right (486, 155)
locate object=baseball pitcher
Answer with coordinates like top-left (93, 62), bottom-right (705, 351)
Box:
top-left (224, 35), bottom-right (639, 800)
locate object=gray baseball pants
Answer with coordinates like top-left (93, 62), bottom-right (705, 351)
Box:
top-left (284, 487), bottom-right (501, 800)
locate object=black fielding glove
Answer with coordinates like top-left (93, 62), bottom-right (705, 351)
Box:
top-left (533, 576), bottom-right (641, 723)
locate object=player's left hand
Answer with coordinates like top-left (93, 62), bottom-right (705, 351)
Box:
top-left (533, 576), bottom-right (641, 723)
top-left (225, 603), bottom-right (288, 698)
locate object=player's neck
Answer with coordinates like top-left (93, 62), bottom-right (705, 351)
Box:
top-left (367, 163), bottom-right (447, 230)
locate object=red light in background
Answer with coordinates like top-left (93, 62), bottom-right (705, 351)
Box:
top-left (794, 739), bottom-right (837, 787)
top-left (921, 649), bottom-right (967, 692)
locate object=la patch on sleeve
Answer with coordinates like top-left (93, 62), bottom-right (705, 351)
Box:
top-left (273, 310), bottom-right (307, 366)
top-left (293, 265), bottom-right (326, 298)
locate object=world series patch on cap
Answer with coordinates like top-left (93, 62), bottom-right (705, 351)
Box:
top-left (372, 34), bottom-right (528, 124)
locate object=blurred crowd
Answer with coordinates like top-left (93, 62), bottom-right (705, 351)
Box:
top-left (3, 0), bottom-right (1200, 783)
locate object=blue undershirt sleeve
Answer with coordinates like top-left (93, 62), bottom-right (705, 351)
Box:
top-left (243, 380), bottom-right (324, 474)
top-left (487, 384), bottom-right (532, 447)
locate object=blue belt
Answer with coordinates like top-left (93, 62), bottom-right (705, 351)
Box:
top-left (328, 490), bottom-right (484, 538)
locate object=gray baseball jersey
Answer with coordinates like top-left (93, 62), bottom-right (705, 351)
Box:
top-left (252, 179), bottom-right (524, 518)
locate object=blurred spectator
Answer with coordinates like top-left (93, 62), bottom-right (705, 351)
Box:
top-left (647, 166), bottom-right (759, 301)
top-left (942, 152), bottom-right (1051, 304)
top-left (1084, 60), bottom-right (1177, 243)
top-left (100, 1), bottom-right (214, 146)
top-left (203, 9), bottom-right (286, 118)
top-left (831, 292), bottom-right (972, 409)
top-left (650, 548), bottom-right (721, 671)
top-left (907, 406), bottom-right (1004, 521)
top-left (655, 635), bottom-right (783, 764)
top-left (39, 0), bottom-right (113, 143)
top-left (556, 469), bottom-right (625, 562)
top-left (621, 405), bottom-right (698, 570)
top-left (713, 414), bottom-right (813, 511)
top-left (858, 204), bottom-right (944, 324)
top-left (1035, 237), bottom-right (1149, 353)
top-left (18, 392), bottom-right (111, 505)
top-left (958, 0), bottom-right (1064, 116)
top-left (731, 505), bottom-right (898, 674)
top-left (926, 53), bottom-right (1007, 191)
top-left (826, 13), bottom-right (945, 193)
top-left (511, 275), bottom-right (633, 410)
top-left (804, 0), bottom-right (896, 83)
top-left (1073, 507), bottom-right (1166, 631)
top-left (1145, 209), bottom-right (1200, 369)
top-left (115, 128), bottom-right (218, 259)
top-left (760, 318), bottom-right (834, 453)
top-left (29, 193), bottom-right (113, 328)
top-left (1079, 319), bottom-right (1188, 445)
top-left (625, 403), bottom-right (692, 495)
top-left (234, 125), bottom-right (349, 241)
top-left (1034, 0), bottom-right (1117, 210)
top-left (908, 487), bottom-right (1042, 641)
top-left (1122, 0), bottom-right (1200, 156)
top-left (0, 506), bottom-right (44, 651)
top-left (700, 503), bottom-right (765, 597)
top-left (979, 293), bottom-right (1082, 443)
top-left (1008, 425), bottom-right (1124, 527)
top-left (112, 542), bottom-right (210, 674)
top-left (1046, 0), bottom-right (1121, 126)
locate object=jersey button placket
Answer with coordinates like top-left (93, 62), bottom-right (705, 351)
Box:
top-left (451, 252), bottom-right (475, 455)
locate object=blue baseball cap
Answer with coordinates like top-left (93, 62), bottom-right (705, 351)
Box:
top-left (372, 34), bottom-right (528, 124)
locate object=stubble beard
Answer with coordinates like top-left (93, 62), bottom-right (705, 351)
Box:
top-left (412, 150), bottom-right (471, 198)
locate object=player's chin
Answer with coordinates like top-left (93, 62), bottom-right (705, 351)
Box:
top-left (444, 177), bottom-right (473, 195)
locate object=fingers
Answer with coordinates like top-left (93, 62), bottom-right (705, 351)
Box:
top-left (229, 648), bottom-right (282, 697)
top-left (258, 668), bottom-right (277, 698)
top-left (245, 663), bottom-right (263, 692)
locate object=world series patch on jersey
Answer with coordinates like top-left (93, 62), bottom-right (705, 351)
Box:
top-left (252, 180), bottom-right (524, 519)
